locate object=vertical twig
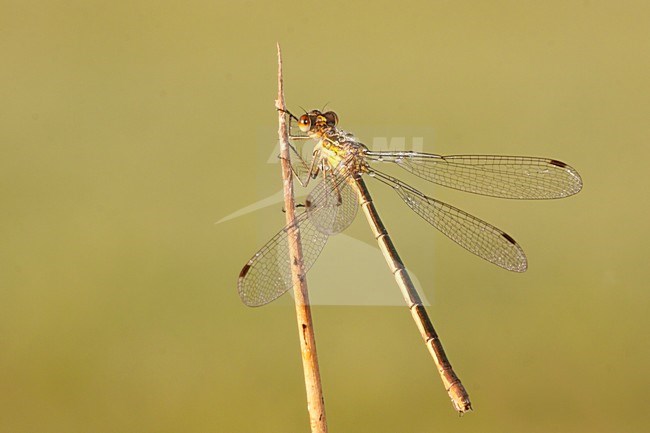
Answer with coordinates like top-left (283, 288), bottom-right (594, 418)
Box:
top-left (275, 43), bottom-right (328, 433)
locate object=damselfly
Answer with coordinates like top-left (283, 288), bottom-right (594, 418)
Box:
top-left (238, 109), bottom-right (582, 412)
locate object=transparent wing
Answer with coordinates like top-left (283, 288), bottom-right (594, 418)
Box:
top-left (365, 151), bottom-right (583, 199)
top-left (306, 162), bottom-right (358, 235)
top-left (370, 168), bottom-right (527, 272)
top-left (237, 211), bottom-right (329, 307)
top-left (238, 161), bottom-right (358, 307)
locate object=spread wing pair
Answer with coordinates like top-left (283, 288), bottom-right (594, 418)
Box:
top-left (238, 151), bottom-right (583, 306)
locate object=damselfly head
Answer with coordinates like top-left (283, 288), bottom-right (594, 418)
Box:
top-left (298, 110), bottom-right (339, 133)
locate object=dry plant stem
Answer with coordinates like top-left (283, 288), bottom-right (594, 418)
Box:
top-left (354, 175), bottom-right (473, 414)
top-left (275, 43), bottom-right (328, 433)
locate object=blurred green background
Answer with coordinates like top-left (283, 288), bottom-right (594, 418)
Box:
top-left (1, 1), bottom-right (649, 432)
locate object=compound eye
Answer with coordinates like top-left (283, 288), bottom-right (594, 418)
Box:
top-left (298, 114), bottom-right (311, 132)
top-left (323, 111), bottom-right (338, 126)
